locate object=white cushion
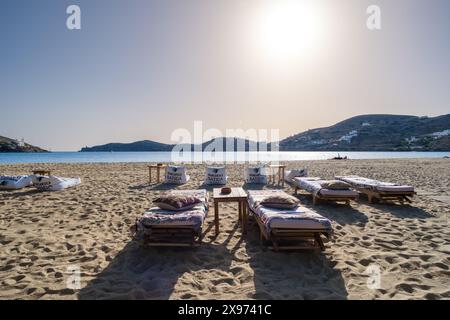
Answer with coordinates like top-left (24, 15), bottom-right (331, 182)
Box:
top-left (0, 175), bottom-right (33, 190)
top-left (245, 167), bottom-right (268, 184)
top-left (32, 175), bottom-right (81, 191)
top-left (204, 167), bottom-right (227, 185)
top-left (284, 168), bottom-right (308, 182)
top-left (165, 166), bottom-right (189, 184)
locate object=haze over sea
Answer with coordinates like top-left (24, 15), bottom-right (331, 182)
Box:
top-left (0, 151), bottom-right (449, 164)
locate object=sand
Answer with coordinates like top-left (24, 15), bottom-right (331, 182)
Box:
top-left (0, 159), bottom-right (449, 300)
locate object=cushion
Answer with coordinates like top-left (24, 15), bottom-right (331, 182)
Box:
top-left (259, 194), bottom-right (300, 209)
top-left (320, 180), bottom-right (351, 190)
top-left (153, 195), bottom-right (201, 211)
top-left (205, 167), bottom-right (227, 185)
top-left (287, 169), bottom-right (308, 180)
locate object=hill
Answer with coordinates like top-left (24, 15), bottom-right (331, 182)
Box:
top-left (280, 114), bottom-right (450, 151)
top-left (0, 136), bottom-right (47, 152)
top-left (79, 114), bottom-right (450, 152)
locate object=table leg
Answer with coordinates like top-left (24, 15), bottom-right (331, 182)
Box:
top-left (242, 200), bottom-right (247, 235)
top-left (280, 167), bottom-right (284, 186)
top-left (149, 167), bottom-right (152, 184)
top-left (238, 201), bottom-right (242, 222)
top-left (214, 201), bottom-right (219, 235)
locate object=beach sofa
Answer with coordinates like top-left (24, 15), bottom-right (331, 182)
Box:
top-left (247, 190), bottom-right (333, 251)
top-left (292, 177), bottom-right (358, 205)
top-left (31, 175), bottom-right (81, 191)
top-left (336, 175), bottom-right (415, 204)
top-left (0, 175), bottom-right (33, 190)
top-left (245, 167), bottom-right (268, 184)
top-left (164, 165), bottom-right (190, 184)
top-left (133, 189), bottom-right (208, 247)
top-left (204, 166), bottom-right (227, 185)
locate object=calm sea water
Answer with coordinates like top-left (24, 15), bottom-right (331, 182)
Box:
top-left (0, 151), bottom-right (448, 164)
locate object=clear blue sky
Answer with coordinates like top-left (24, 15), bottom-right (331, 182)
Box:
top-left (1, 0), bottom-right (449, 151)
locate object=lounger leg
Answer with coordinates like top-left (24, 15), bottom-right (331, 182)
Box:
top-left (368, 194), bottom-right (373, 204)
top-left (198, 229), bottom-right (203, 244)
top-left (313, 196), bottom-right (318, 205)
top-left (314, 234), bottom-right (325, 251)
top-left (272, 237), bottom-right (280, 252)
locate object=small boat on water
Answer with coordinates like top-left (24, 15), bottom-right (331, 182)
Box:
top-left (330, 153), bottom-right (348, 160)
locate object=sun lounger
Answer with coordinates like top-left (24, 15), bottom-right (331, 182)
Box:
top-left (0, 175), bottom-right (33, 190)
top-left (204, 167), bottom-right (227, 185)
top-left (164, 165), bottom-right (190, 184)
top-left (293, 177), bottom-right (358, 205)
top-left (31, 175), bottom-right (81, 191)
top-left (247, 190), bottom-right (333, 251)
top-left (335, 175), bottom-right (415, 204)
top-left (133, 189), bottom-right (208, 247)
top-left (283, 168), bottom-right (308, 184)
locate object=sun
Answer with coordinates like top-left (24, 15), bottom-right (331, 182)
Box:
top-left (251, 0), bottom-right (326, 65)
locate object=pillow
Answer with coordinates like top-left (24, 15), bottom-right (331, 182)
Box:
top-left (287, 168), bottom-right (308, 180)
top-left (320, 180), bottom-right (351, 190)
top-left (153, 195), bottom-right (201, 211)
top-left (259, 194), bottom-right (300, 209)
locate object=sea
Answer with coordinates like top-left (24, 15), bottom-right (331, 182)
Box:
top-left (0, 151), bottom-right (448, 164)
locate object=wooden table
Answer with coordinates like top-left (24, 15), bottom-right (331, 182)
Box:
top-left (33, 170), bottom-right (51, 176)
top-left (269, 164), bottom-right (286, 186)
top-left (213, 187), bottom-right (248, 236)
top-left (148, 164), bottom-right (167, 184)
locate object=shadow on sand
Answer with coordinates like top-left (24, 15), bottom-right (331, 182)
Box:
top-left (295, 194), bottom-right (369, 226)
top-left (78, 240), bottom-right (235, 300)
top-left (0, 188), bottom-right (42, 199)
top-left (78, 219), bottom-right (348, 300)
top-left (243, 218), bottom-right (348, 299)
top-left (370, 203), bottom-right (435, 219)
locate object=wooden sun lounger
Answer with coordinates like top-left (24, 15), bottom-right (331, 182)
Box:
top-left (290, 178), bottom-right (358, 205)
top-left (132, 190), bottom-right (208, 247)
top-left (247, 205), bottom-right (331, 252)
top-left (293, 186), bottom-right (357, 205)
top-left (335, 176), bottom-right (416, 204)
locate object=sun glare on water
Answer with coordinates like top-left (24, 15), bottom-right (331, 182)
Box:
top-left (250, 0), bottom-right (328, 67)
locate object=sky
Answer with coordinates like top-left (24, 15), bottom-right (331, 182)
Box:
top-left (1, 0), bottom-right (449, 151)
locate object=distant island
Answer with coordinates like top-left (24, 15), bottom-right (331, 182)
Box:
top-left (0, 136), bottom-right (47, 153)
top-left (80, 114), bottom-right (450, 152)
top-left (80, 138), bottom-right (276, 152)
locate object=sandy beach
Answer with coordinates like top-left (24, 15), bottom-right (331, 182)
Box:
top-left (0, 159), bottom-right (449, 300)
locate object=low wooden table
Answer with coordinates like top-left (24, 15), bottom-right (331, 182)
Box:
top-left (148, 164), bottom-right (167, 184)
top-left (213, 187), bottom-right (248, 236)
top-left (33, 170), bottom-right (51, 176)
top-left (269, 164), bottom-right (286, 186)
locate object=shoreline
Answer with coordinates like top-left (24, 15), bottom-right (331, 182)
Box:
top-left (1, 154), bottom-right (449, 166)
